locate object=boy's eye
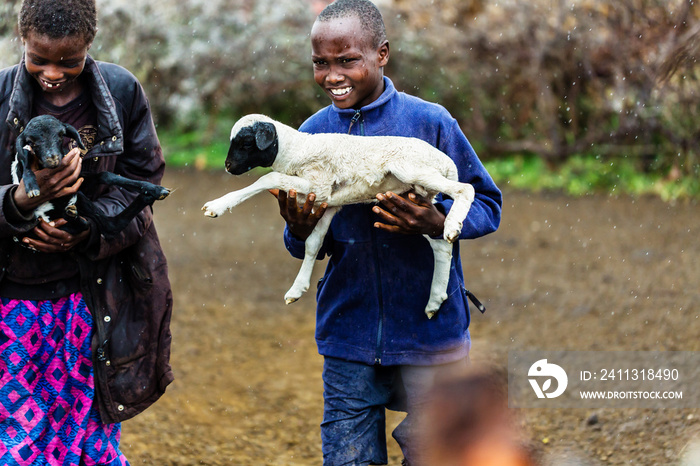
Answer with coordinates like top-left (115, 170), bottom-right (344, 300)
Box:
top-left (28, 54), bottom-right (83, 68)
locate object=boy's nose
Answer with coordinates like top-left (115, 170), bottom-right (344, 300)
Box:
top-left (327, 66), bottom-right (344, 84)
top-left (42, 65), bottom-right (63, 81)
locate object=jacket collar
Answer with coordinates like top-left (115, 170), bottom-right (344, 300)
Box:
top-left (6, 54), bottom-right (124, 156)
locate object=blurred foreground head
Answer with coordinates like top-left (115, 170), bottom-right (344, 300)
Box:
top-left (418, 365), bottom-right (538, 466)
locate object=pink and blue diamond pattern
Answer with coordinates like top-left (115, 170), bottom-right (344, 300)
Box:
top-left (0, 294), bottom-right (129, 465)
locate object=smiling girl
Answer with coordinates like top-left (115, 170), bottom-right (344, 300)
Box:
top-left (0, 1), bottom-right (173, 464)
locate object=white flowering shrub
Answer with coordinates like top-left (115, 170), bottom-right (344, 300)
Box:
top-left (92, 0), bottom-right (320, 128)
top-left (1, 0), bottom-right (698, 173)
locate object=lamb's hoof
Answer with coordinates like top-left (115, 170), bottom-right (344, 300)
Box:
top-left (201, 205), bottom-right (220, 218)
top-left (444, 219), bottom-right (463, 243)
top-left (65, 204), bottom-right (78, 218)
top-left (425, 294), bottom-right (447, 319)
top-left (285, 287), bottom-right (304, 304)
top-left (141, 185), bottom-right (171, 203)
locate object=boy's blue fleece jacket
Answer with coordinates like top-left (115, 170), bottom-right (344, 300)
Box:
top-left (284, 77), bottom-right (502, 366)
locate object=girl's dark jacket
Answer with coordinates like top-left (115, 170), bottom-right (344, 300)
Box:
top-left (0, 56), bottom-right (173, 424)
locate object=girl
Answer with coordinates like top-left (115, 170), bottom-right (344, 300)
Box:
top-left (0, 1), bottom-right (173, 464)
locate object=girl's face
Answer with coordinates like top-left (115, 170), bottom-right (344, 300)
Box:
top-left (311, 16), bottom-right (389, 110)
top-left (23, 31), bottom-right (91, 106)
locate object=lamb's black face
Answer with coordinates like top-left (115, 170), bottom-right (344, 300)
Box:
top-left (17, 115), bottom-right (85, 169)
top-left (225, 121), bottom-right (278, 175)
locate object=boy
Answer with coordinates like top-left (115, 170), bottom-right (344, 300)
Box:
top-left (275, 0), bottom-right (501, 464)
top-left (0, 0), bottom-right (172, 464)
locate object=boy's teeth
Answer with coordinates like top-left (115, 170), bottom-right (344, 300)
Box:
top-left (331, 87), bottom-right (350, 95)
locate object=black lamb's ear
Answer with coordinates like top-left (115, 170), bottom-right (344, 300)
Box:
top-left (15, 132), bottom-right (28, 154)
top-left (63, 122), bottom-right (86, 150)
top-left (254, 122), bottom-right (276, 151)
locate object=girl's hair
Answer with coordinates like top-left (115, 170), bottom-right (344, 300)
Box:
top-left (317, 0), bottom-right (387, 49)
top-left (18, 0), bottom-right (97, 44)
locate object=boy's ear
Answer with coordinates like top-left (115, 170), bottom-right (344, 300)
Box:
top-left (378, 40), bottom-right (390, 67)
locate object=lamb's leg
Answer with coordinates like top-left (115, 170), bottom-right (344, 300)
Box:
top-left (202, 172), bottom-right (313, 217)
top-left (18, 155), bottom-right (41, 198)
top-left (441, 183), bottom-right (475, 243)
top-left (424, 236), bottom-right (454, 319)
top-left (284, 206), bottom-right (338, 304)
top-left (71, 172), bottom-right (170, 238)
top-left (73, 191), bottom-right (155, 239)
top-left (60, 195), bottom-right (90, 235)
top-left (82, 172), bottom-right (171, 203)
top-left (388, 163), bottom-right (475, 243)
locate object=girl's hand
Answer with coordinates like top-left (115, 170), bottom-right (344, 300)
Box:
top-left (373, 191), bottom-right (445, 237)
top-left (269, 188), bottom-right (327, 241)
top-left (22, 217), bottom-right (90, 253)
top-left (14, 147), bottom-right (83, 214)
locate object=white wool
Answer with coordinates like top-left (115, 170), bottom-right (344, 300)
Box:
top-left (203, 114), bottom-right (475, 318)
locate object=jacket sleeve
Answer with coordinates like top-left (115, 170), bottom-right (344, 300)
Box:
top-left (283, 226), bottom-right (307, 259)
top-left (434, 119), bottom-right (502, 240)
top-left (0, 67), bottom-right (37, 239)
top-left (283, 221), bottom-right (334, 260)
top-left (82, 78), bottom-right (165, 261)
top-left (0, 184), bottom-right (40, 238)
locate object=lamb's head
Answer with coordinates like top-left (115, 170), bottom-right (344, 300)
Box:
top-left (16, 115), bottom-right (85, 169)
top-left (226, 114), bottom-right (279, 175)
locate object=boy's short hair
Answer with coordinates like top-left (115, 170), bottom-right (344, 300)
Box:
top-left (19, 0), bottom-right (97, 44)
top-left (317, 0), bottom-right (387, 49)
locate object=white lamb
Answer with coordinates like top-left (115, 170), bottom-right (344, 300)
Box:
top-left (202, 114), bottom-right (475, 319)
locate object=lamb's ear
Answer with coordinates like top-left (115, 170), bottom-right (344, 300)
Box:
top-left (15, 132), bottom-right (34, 163)
top-left (15, 132), bottom-right (28, 156)
top-left (254, 122), bottom-right (276, 151)
top-left (14, 133), bottom-right (31, 180)
top-left (63, 122), bottom-right (86, 150)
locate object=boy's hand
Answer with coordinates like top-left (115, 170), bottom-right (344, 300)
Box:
top-left (373, 191), bottom-right (445, 237)
top-left (269, 188), bottom-right (328, 241)
top-left (14, 148), bottom-right (83, 214)
top-left (22, 217), bottom-right (90, 253)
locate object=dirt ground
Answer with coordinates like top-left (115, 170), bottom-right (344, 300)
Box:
top-left (119, 168), bottom-right (700, 465)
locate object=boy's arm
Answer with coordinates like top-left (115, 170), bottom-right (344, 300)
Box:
top-left (372, 121), bottom-right (501, 240)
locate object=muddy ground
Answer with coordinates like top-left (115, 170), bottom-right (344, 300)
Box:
top-left (119, 168), bottom-right (699, 465)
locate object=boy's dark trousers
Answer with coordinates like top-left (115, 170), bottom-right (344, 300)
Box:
top-left (321, 356), bottom-right (468, 465)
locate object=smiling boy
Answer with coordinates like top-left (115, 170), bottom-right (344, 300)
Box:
top-left (274, 0), bottom-right (502, 464)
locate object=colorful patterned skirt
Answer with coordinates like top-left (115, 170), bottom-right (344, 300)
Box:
top-left (0, 294), bottom-right (129, 465)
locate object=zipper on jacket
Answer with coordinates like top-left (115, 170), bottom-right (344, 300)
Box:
top-left (352, 110), bottom-right (381, 362)
top-left (348, 109), bottom-right (361, 134)
top-left (96, 341), bottom-right (109, 362)
top-left (464, 288), bottom-right (486, 314)
top-left (371, 226), bottom-right (384, 365)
